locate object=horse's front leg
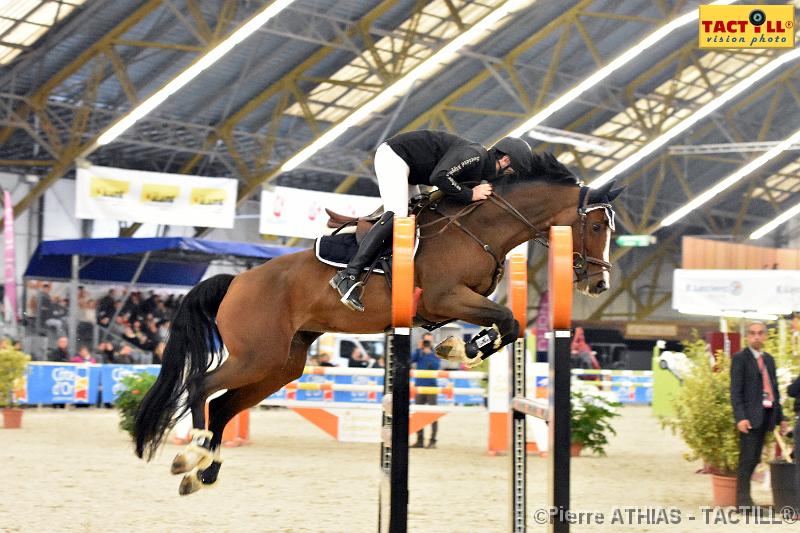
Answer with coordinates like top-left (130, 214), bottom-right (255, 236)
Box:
top-left (426, 286), bottom-right (519, 367)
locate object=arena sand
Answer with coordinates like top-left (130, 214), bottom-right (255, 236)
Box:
top-left (0, 406), bottom-right (779, 532)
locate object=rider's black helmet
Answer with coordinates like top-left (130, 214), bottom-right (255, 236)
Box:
top-left (491, 137), bottom-right (533, 175)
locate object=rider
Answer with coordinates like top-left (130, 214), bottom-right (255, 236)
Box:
top-left (330, 130), bottom-right (534, 312)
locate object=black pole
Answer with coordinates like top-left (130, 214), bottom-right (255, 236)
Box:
top-left (390, 328), bottom-right (410, 533)
top-left (549, 330), bottom-right (571, 533)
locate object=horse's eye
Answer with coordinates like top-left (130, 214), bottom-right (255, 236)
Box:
top-left (592, 223), bottom-right (601, 232)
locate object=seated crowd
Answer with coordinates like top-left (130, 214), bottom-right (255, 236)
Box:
top-left (27, 281), bottom-right (183, 364)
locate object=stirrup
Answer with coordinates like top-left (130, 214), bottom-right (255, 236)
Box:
top-left (340, 281), bottom-right (365, 312)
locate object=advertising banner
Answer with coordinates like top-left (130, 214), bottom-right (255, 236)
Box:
top-left (19, 363), bottom-right (101, 404)
top-left (673, 269), bottom-right (800, 314)
top-left (260, 187), bottom-right (382, 239)
top-left (76, 165), bottom-right (238, 228)
top-left (3, 190), bottom-right (17, 323)
top-left (100, 364), bottom-right (161, 403)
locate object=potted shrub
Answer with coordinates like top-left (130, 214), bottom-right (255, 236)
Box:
top-left (665, 336), bottom-right (740, 507)
top-left (570, 390), bottom-right (621, 456)
top-left (115, 371), bottom-right (157, 438)
top-left (0, 343), bottom-right (31, 429)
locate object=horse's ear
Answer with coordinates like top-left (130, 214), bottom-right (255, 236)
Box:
top-left (607, 185), bottom-right (625, 203)
top-left (588, 181), bottom-right (613, 204)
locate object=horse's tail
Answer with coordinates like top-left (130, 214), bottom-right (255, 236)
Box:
top-left (134, 274), bottom-right (235, 460)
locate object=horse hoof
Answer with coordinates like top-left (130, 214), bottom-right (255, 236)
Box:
top-left (171, 454), bottom-right (190, 475)
top-left (171, 445), bottom-right (213, 474)
top-left (435, 337), bottom-right (465, 362)
top-left (178, 470), bottom-right (203, 496)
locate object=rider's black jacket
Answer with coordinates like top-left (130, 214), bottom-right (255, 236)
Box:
top-left (385, 130), bottom-right (497, 204)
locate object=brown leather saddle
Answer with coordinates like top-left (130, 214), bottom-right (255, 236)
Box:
top-left (325, 191), bottom-right (442, 242)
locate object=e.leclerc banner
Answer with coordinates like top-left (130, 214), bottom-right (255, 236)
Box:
top-left (76, 165), bottom-right (238, 228)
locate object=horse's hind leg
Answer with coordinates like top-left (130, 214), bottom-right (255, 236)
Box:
top-left (168, 380), bottom-right (216, 477)
top-left (170, 337), bottom-right (293, 480)
top-left (179, 331), bottom-right (320, 494)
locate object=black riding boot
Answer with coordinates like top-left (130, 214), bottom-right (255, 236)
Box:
top-left (329, 211), bottom-right (394, 312)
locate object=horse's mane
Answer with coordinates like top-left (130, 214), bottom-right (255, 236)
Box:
top-left (427, 152), bottom-right (581, 214)
top-left (496, 152), bottom-right (582, 193)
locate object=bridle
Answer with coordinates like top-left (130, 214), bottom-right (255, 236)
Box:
top-left (418, 185), bottom-right (615, 285)
top-left (572, 186), bottom-right (614, 283)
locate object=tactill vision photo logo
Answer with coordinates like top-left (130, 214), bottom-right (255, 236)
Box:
top-left (699, 4), bottom-right (795, 49)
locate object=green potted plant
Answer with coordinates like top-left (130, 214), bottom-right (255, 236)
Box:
top-left (570, 390), bottom-right (621, 456)
top-left (115, 371), bottom-right (157, 438)
top-left (665, 335), bottom-right (740, 507)
top-left (0, 343), bottom-right (31, 429)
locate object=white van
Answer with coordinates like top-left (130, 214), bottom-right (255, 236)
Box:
top-left (310, 333), bottom-right (386, 367)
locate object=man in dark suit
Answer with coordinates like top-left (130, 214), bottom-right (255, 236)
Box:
top-left (730, 321), bottom-right (788, 508)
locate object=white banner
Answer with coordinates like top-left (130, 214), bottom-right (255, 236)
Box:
top-left (76, 165), bottom-right (238, 229)
top-left (672, 269), bottom-right (800, 314)
top-left (260, 187), bottom-right (382, 239)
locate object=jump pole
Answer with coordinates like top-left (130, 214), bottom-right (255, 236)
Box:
top-left (509, 226), bottom-right (573, 532)
top-left (379, 216), bottom-right (415, 533)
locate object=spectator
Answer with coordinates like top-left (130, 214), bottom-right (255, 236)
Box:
top-left (38, 283), bottom-right (66, 336)
top-left (731, 321), bottom-right (787, 508)
top-left (96, 288), bottom-right (117, 326)
top-left (108, 313), bottom-right (129, 338)
top-left (113, 344), bottom-right (135, 365)
top-left (96, 341), bottom-right (116, 364)
top-left (48, 336), bottom-right (70, 362)
top-left (348, 347), bottom-right (371, 368)
top-left (154, 299), bottom-right (169, 321)
top-left (787, 361), bottom-right (800, 465)
top-left (319, 352), bottom-right (335, 367)
top-left (411, 333), bottom-right (440, 449)
top-left (570, 327), bottom-right (599, 369)
top-left (70, 345), bottom-right (97, 364)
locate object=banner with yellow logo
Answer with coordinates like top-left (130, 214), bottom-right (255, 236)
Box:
top-left (699, 5), bottom-right (795, 49)
top-left (76, 165), bottom-right (237, 228)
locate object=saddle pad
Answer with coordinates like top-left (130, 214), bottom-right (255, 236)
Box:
top-left (315, 230), bottom-right (419, 274)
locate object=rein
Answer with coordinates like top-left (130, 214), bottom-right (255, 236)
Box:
top-left (417, 186), bottom-right (614, 284)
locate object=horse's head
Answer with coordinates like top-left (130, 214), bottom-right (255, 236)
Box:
top-left (572, 181), bottom-right (624, 296)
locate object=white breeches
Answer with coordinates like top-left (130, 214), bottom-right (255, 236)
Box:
top-left (374, 142), bottom-right (418, 217)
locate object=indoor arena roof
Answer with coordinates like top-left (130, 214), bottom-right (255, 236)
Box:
top-left (1, 0), bottom-right (800, 315)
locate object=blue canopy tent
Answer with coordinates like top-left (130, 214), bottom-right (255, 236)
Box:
top-left (24, 237), bottom-right (303, 286)
top-left (23, 237), bottom-right (304, 352)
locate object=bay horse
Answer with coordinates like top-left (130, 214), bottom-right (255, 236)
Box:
top-left (133, 153), bottom-right (623, 494)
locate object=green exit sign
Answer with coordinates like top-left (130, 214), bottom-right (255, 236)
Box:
top-left (615, 235), bottom-right (657, 247)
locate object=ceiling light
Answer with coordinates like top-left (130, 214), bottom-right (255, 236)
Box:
top-left (527, 126), bottom-right (613, 152)
top-left (661, 125), bottom-right (800, 227)
top-left (506, 0), bottom-right (736, 139)
top-left (280, 0), bottom-right (528, 172)
top-left (749, 200), bottom-right (800, 239)
top-left (93, 0), bottom-right (296, 148)
top-left (592, 46), bottom-right (800, 190)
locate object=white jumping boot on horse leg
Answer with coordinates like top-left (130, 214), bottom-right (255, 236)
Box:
top-left (435, 324), bottom-right (502, 368)
top-left (170, 428), bottom-right (214, 475)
